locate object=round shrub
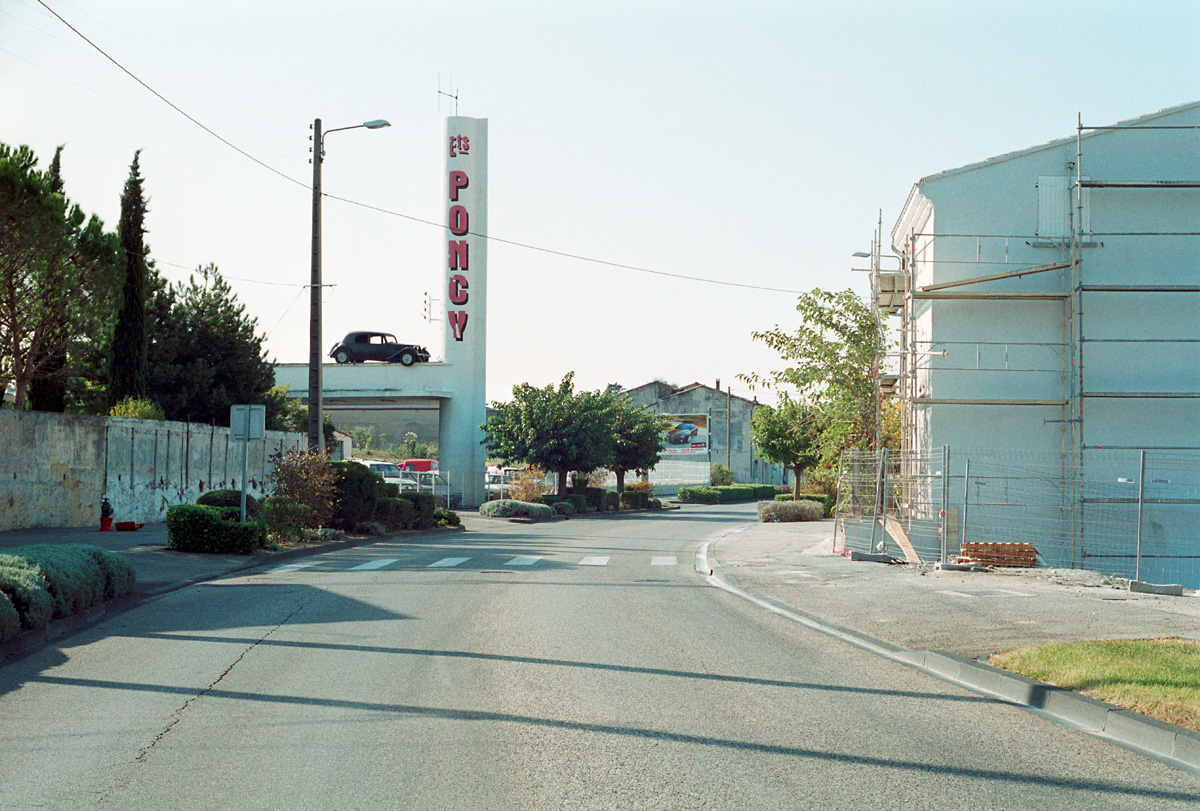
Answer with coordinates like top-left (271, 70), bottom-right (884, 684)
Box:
top-left (0, 592), bottom-right (18, 643)
top-left (197, 489), bottom-right (262, 517)
top-left (263, 497), bottom-right (310, 542)
top-left (0, 558), bottom-right (53, 630)
top-left (480, 499), bottom-right (556, 519)
top-left (551, 501), bottom-right (576, 515)
top-left (603, 491), bottom-right (620, 511)
top-left (647, 497), bottom-right (663, 510)
top-left (167, 504), bottom-right (266, 554)
top-left (434, 508), bottom-right (461, 527)
top-left (377, 498), bottom-right (417, 531)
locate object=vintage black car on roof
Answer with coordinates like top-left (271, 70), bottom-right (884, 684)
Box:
top-left (328, 332), bottom-right (431, 366)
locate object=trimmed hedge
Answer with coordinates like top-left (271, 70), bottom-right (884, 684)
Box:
top-left (263, 497), bottom-right (310, 542)
top-left (405, 492), bottom-right (437, 530)
top-left (603, 491), bottom-right (621, 511)
top-left (551, 500), bottom-right (576, 515)
top-left (330, 461), bottom-right (380, 530)
top-left (0, 545), bottom-right (136, 641)
top-left (758, 499), bottom-right (825, 523)
top-left (677, 484), bottom-right (778, 504)
top-left (479, 499), bottom-right (556, 519)
top-left (197, 489), bottom-right (262, 518)
top-left (620, 491), bottom-right (647, 509)
top-left (377, 497), bottom-right (417, 531)
top-left (566, 486), bottom-right (604, 511)
top-left (774, 492), bottom-right (832, 516)
top-left (167, 504), bottom-right (266, 554)
top-left (0, 592), bottom-right (18, 642)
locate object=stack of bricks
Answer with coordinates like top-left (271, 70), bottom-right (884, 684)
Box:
top-left (957, 541), bottom-right (1038, 568)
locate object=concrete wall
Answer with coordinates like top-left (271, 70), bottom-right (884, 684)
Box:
top-left (1, 410), bottom-right (304, 530)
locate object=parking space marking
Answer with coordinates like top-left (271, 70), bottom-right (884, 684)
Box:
top-left (504, 556), bottom-right (541, 566)
top-left (579, 556), bottom-right (610, 566)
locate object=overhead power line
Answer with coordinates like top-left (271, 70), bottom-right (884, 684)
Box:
top-left (36, 0), bottom-right (806, 296)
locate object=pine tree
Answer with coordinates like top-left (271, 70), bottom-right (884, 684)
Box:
top-left (109, 151), bottom-right (149, 405)
top-left (27, 146), bottom-right (68, 411)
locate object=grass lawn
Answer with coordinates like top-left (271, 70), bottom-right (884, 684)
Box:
top-left (989, 638), bottom-right (1200, 732)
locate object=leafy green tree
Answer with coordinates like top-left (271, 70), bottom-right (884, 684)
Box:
top-left (0, 143), bottom-right (117, 410)
top-left (109, 395), bottom-right (165, 420)
top-left (145, 264), bottom-right (275, 424)
top-left (743, 288), bottom-right (886, 454)
top-left (607, 395), bottom-right (664, 493)
top-left (750, 394), bottom-right (824, 498)
top-left (483, 372), bottom-right (617, 497)
top-left (109, 150), bottom-right (150, 406)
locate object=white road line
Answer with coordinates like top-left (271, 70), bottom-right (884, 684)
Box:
top-left (427, 557), bottom-right (470, 568)
top-left (994, 589), bottom-right (1035, 597)
top-left (351, 558), bottom-right (398, 571)
top-left (651, 556), bottom-right (678, 566)
top-left (579, 556), bottom-right (610, 566)
top-left (938, 590), bottom-right (975, 598)
top-left (269, 562), bottom-right (318, 574)
top-left (504, 556), bottom-right (541, 566)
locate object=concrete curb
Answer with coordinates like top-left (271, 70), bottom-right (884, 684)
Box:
top-left (0, 524), bottom-right (466, 664)
top-left (699, 536), bottom-right (1200, 777)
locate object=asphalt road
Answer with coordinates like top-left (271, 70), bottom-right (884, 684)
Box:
top-left (2, 505), bottom-right (1198, 810)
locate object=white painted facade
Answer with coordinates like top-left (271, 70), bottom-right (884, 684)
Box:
top-left (890, 102), bottom-right (1200, 460)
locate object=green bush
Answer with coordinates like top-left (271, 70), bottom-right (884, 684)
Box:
top-left (380, 481), bottom-right (400, 499)
top-left (0, 545), bottom-right (136, 621)
top-left (0, 556), bottom-right (53, 629)
top-left (551, 500), bottom-right (576, 515)
top-left (479, 499), bottom-right (556, 519)
top-left (603, 491), bottom-right (621, 511)
top-left (167, 504), bottom-right (266, 554)
top-left (775, 493), bottom-right (832, 515)
top-left (197, 489), bottom-right (262, 518)
top-left (710, 463), bottom-right (734, 486)
top-left (263, 498), bottom-right (310, 542)
top-left (404, 492), bottom-right (437, 529)
top-left (620, 491), bottom-right (647, 509)
top-left (355, 522), bottom-right (387, 536)
top-left (434, 508), bottom-right (461, 527)
top-left (329, 461), bottom-right (380, 530)
top-left (678, 484), bottom-right (777, 504)
top-left (566, 486), bottom-right (604, 511)
top-left (757, 499), bottom-right (824, 522)
top-left (0, 591), bottom-right (18, 642)
top-left (375, 498), bottom-right (415, 531)
top-left (647, 497), bottom-right (663, 510)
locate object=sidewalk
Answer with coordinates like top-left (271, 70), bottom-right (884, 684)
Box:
top-left (707, 517), bottom-right (1200, 775)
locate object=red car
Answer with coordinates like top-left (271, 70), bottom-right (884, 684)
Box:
top-left (667, 422), bottom-right (699, 444)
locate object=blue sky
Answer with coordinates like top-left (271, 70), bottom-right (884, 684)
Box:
top-left (3, 0), bottom-right (1197, 403)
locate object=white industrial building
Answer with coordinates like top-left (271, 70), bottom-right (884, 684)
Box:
top-left (844, 102), bottom-right (1200, 587)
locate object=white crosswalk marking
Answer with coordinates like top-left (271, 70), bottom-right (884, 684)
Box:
top-left (269, 561), bottom-right (318, 574)
top-left (651, 556), bottom-right (678, 566)
top-left (504, 556), bottom-right (541, 566)
top-left (351, 558), bottom-right (398, 571)
top-left (579, 556), bottom-right (610, 566)
top-left (428, 557), bottom-right (470, 568)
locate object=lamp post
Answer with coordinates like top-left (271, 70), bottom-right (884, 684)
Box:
top-left (308, 117), bottom-right (390, 452)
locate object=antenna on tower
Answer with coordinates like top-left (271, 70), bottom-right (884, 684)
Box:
top-left (437, 73), bottom-right (459, 115)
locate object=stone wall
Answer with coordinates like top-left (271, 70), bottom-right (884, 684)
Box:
top-left (1, 410), bottom-right (304, 530)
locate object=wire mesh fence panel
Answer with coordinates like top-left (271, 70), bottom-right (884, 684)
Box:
top-left (836, 449), bottom-right (947, 561)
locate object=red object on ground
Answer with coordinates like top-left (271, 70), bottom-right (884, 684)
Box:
top-left (100, 517), bottom-right (113, 531)
top-left (114, 521), bottom-right (144, 531)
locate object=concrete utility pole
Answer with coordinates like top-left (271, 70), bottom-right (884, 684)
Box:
top-left (307, 117), bottom-right (390, 452)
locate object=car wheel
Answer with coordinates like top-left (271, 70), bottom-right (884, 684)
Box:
top-left (398, 350), bottom-right (417, 366)
top-left (334, 349), bottom-right (350, 364)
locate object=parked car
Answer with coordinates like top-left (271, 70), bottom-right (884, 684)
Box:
top-left (329, 331), bottom-right (431, 366)
top-left (400, 458), bottom-right (439, 472)
top-left (667, 422), bottom-right (699, 444)
top-left (400, 470), bottom-right (462, 509)
top-left (354, 460), bottom-right (404, 486)
top-left (485, 466), bottom-right (519, 500)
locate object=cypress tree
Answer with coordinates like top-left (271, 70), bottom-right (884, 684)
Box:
top-left (109, 150), bottom-right (149, 405)
top-left (27, 145), bottom-right (68, 412)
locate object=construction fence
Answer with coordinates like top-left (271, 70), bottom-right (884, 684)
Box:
top-left (835, 447), bottom-right (1200, 590)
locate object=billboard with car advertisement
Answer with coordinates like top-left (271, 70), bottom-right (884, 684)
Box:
top-left (660, 414), bottom-right (709, 456)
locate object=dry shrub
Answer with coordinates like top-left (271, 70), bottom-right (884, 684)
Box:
top-left (626, 480), bottom-right (654, 495)
top-left (268, 449), bottom-right (339, 528)
top-left (508, 465), bottom-right (548, 503)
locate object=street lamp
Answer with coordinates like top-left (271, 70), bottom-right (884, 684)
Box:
top-left (308, 117), bottom-right (391, 452)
